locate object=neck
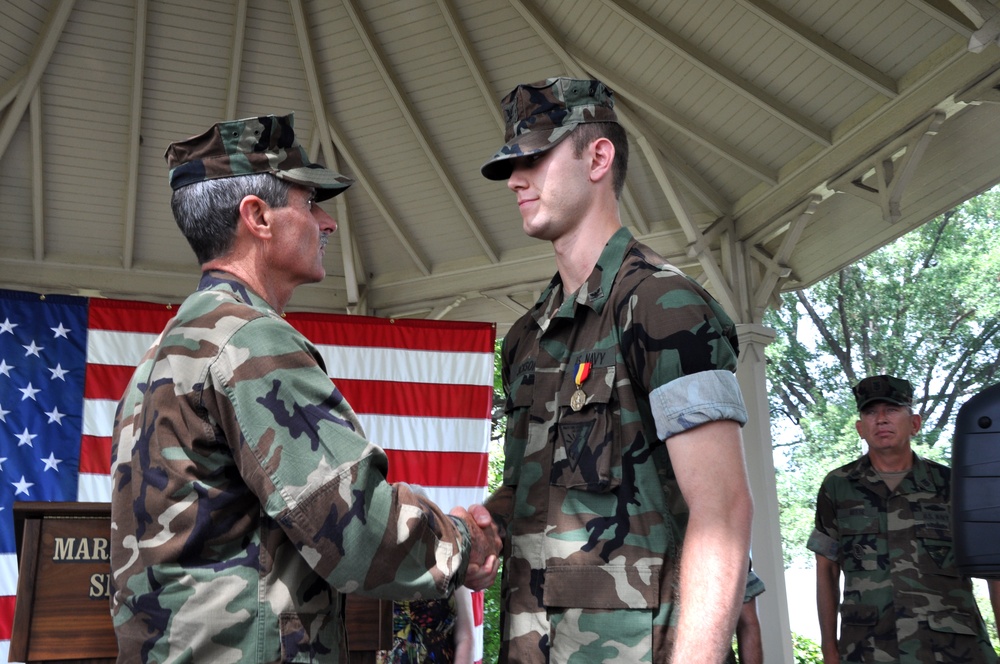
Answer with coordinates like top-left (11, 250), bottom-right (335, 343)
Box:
top-left (869, 449), bottom-right (913, 473)
top-left (202, 259), bottom-right (290, 314)
top-left (553, 215), bottom-right (621, 295)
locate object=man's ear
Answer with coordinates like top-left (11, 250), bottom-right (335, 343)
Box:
top-left (238, 195), bottom-right (272, 240)
top-left (589, 136), bottom-right (615, 184)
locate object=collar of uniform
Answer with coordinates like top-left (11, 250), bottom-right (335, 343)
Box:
top-left (197, 269), bottom-right (280, 316)
top-left (851, 452), bottom-right (937, 492)
top-left (530, 226), bottom-right (635, 328)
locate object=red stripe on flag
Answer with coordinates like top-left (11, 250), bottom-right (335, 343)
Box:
top-left (335, 380), bottom-right (492, 419)
top-left (287, 313), bottom-right (495, 352)
top-left (79, 435), bottom-right (111, 475)
top-left (384, 450), bottom-right (488, 487)
top-left (472, 589), bottom-right (484, 626)
top-left (0, 595), bottom-right (13, 640)
top-left (88, 297), bottom-right (177, 332)
top-left (84, 363), bottom-right (135, 401)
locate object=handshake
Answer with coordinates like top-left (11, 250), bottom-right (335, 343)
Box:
top-left (450, 504), bottom-right (503, 591)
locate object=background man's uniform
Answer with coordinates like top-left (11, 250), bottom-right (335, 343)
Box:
top-left (808, 375), bottom-right (997, 663)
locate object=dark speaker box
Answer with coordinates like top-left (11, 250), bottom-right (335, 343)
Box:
top-left (953, 382), bottom-right (1000, 578)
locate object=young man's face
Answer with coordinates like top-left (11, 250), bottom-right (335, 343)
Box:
top-left (505, 138), bottom-right (593, 242)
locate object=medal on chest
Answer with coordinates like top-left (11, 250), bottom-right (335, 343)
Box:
top-left (570, 361), bottom-right (592, 411)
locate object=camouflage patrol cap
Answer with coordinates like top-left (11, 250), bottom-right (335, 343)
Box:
top-left (164, 114), bottom-right (353, 201)
top-left (852, 375), bottom-right (914, 411)
top-left (480, 77), bottom-right (618, 181)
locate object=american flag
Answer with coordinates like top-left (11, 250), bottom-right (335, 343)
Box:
top-left (0, 288), bottom-right (495, 663)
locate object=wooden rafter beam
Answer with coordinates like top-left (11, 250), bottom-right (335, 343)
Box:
top-left (223, 0), bottom-right (248, 120)
top-left (735, 0), bottom-right (898, 97)
top-left (343, 0), bottom-right (500, 263)
top-left (601, 0), bottom-right (832, 145)
top-left (121, 0), bottom-right (148, 270)
top-left (827, 112), bottom-right (946, 223)
top-left (508, 0), bottom-right (732, 216)
top-left (434, 0), bottom-right (504, 135)
top-left (0, 1), bottom-right (75, 160)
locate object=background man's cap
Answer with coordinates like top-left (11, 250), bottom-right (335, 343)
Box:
top-left (852, 375), bottom-right (914, 411)
top-left (164, 114), bottom-right (353, 201)
top-left (480, 77), bottom-right (618, 181)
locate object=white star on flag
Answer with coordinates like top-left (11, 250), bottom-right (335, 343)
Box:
top-left (22, 340), bottom-right (43, 357)
top-left (41, 453), bottom-right (62, 472)
top-left (11, 476), bottom-right (33, 497)
top-left (45, 407), bottom-right (65, 425)
top-left (15, 429), bottom-right (36, 447)
top-left (51, 323), bottom-right (71, 339)
top-left (18, 383), bottom-right (40, 401)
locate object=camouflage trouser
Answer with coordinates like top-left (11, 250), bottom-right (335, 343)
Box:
top-left (502, 605), bottom-right (676, 663)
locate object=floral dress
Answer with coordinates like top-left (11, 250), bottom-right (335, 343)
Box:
top-left (387, 597), bottom-right (458, 663)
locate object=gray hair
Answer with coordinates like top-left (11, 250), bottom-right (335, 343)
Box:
top-left (170, 173), bottom-right (293, 264)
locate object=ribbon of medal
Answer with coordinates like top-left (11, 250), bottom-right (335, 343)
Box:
top-left (570, 361), bottom-right (591, 411)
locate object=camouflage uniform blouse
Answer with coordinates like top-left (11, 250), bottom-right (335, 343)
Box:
top-left (110, 271), bottom-right (472, 664)
top-left (485, 228), bottom-right (747, 663)
top-left (808, 453), bottom-right (998, 663)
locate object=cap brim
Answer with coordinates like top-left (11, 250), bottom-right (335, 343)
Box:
top-left (276, 165), bottom-right (354, 201)
top-left (857, 397), bottom-right (909, 411)
top-left (480, 126), bottom-right (575, 181)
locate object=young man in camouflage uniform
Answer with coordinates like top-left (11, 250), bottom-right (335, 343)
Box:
top-left (479, 77), bottom-right (754, 662)
top-left (808, 374), bottom-right (1000, 663)
top-left (109, 114), bottom-right (499, 664)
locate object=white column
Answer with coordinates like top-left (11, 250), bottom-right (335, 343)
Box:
top-left (736, 323), bottom-right (795, 664)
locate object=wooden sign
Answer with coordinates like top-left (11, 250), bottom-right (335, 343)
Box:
top-left (9, 502), bottom-right (393, 663)
top-left (10, 502), bottom-right (116, 663)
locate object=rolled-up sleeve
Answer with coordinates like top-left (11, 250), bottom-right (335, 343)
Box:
top-left (650, 369), bottom-right (748, 440)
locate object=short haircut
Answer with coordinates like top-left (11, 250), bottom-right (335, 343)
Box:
top-left (570, 122), bottom-right (629, 198)
top-left (170, 173), bottom-right (293, 264)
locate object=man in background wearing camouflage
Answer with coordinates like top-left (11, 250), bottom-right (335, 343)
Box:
top-left (109, 114), bottom-right (499, 664)
top-left (808, 374), bottom-right (1000, 663)
top-left (479, 77), bottom-right (753, 662)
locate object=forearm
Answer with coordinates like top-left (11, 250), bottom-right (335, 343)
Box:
top-left (667, 420), bottom-right (753, 661)
top-left (671, 496), bottom-right (752, 661)
top-left (452, 586), bottom-right (476, 664)
top-left (816, 556), bottom-right (841, 664)
top-left (735, 600), bottom-right (764, 664)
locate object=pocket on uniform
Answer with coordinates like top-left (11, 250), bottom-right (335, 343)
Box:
top-left (927, 610), bottom-right (979, 636)
top-left (543, 563), bottom-right (660, 609)
top-left (837, 507), bottom-right (881, 572)
top-left (551, 366), bottom-right (620, 492)
top-left (839, 604), bottom-right (878, 662)
top-left (915, 503), bottom-right (959, 575)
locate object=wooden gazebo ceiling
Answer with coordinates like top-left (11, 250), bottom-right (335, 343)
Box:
top-left (3, 0), bottom-right (1000, 333)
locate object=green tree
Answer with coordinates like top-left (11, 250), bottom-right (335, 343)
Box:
top-left (765, 187), bottom-right (1000, 567)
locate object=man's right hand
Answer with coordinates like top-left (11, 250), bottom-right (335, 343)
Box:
top-left (450, 504), bottom-right (501, 590)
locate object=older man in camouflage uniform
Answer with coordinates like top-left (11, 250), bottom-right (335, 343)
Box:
top-left (808, 374), bottom-right (1000, 663)
top-left (109, 114), bottom-right (499, 664)
top-left (479, 77), bottom-right (754, 662)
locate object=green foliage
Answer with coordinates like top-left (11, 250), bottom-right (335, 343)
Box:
top-left (766, 186), bottom-right (1000, 565)
top-left (791, 632), bottom-right (823, 663)
top-left (482, 338), bottom-right (505, 664)
top-left (481, 558), bottom-right (503, 663)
